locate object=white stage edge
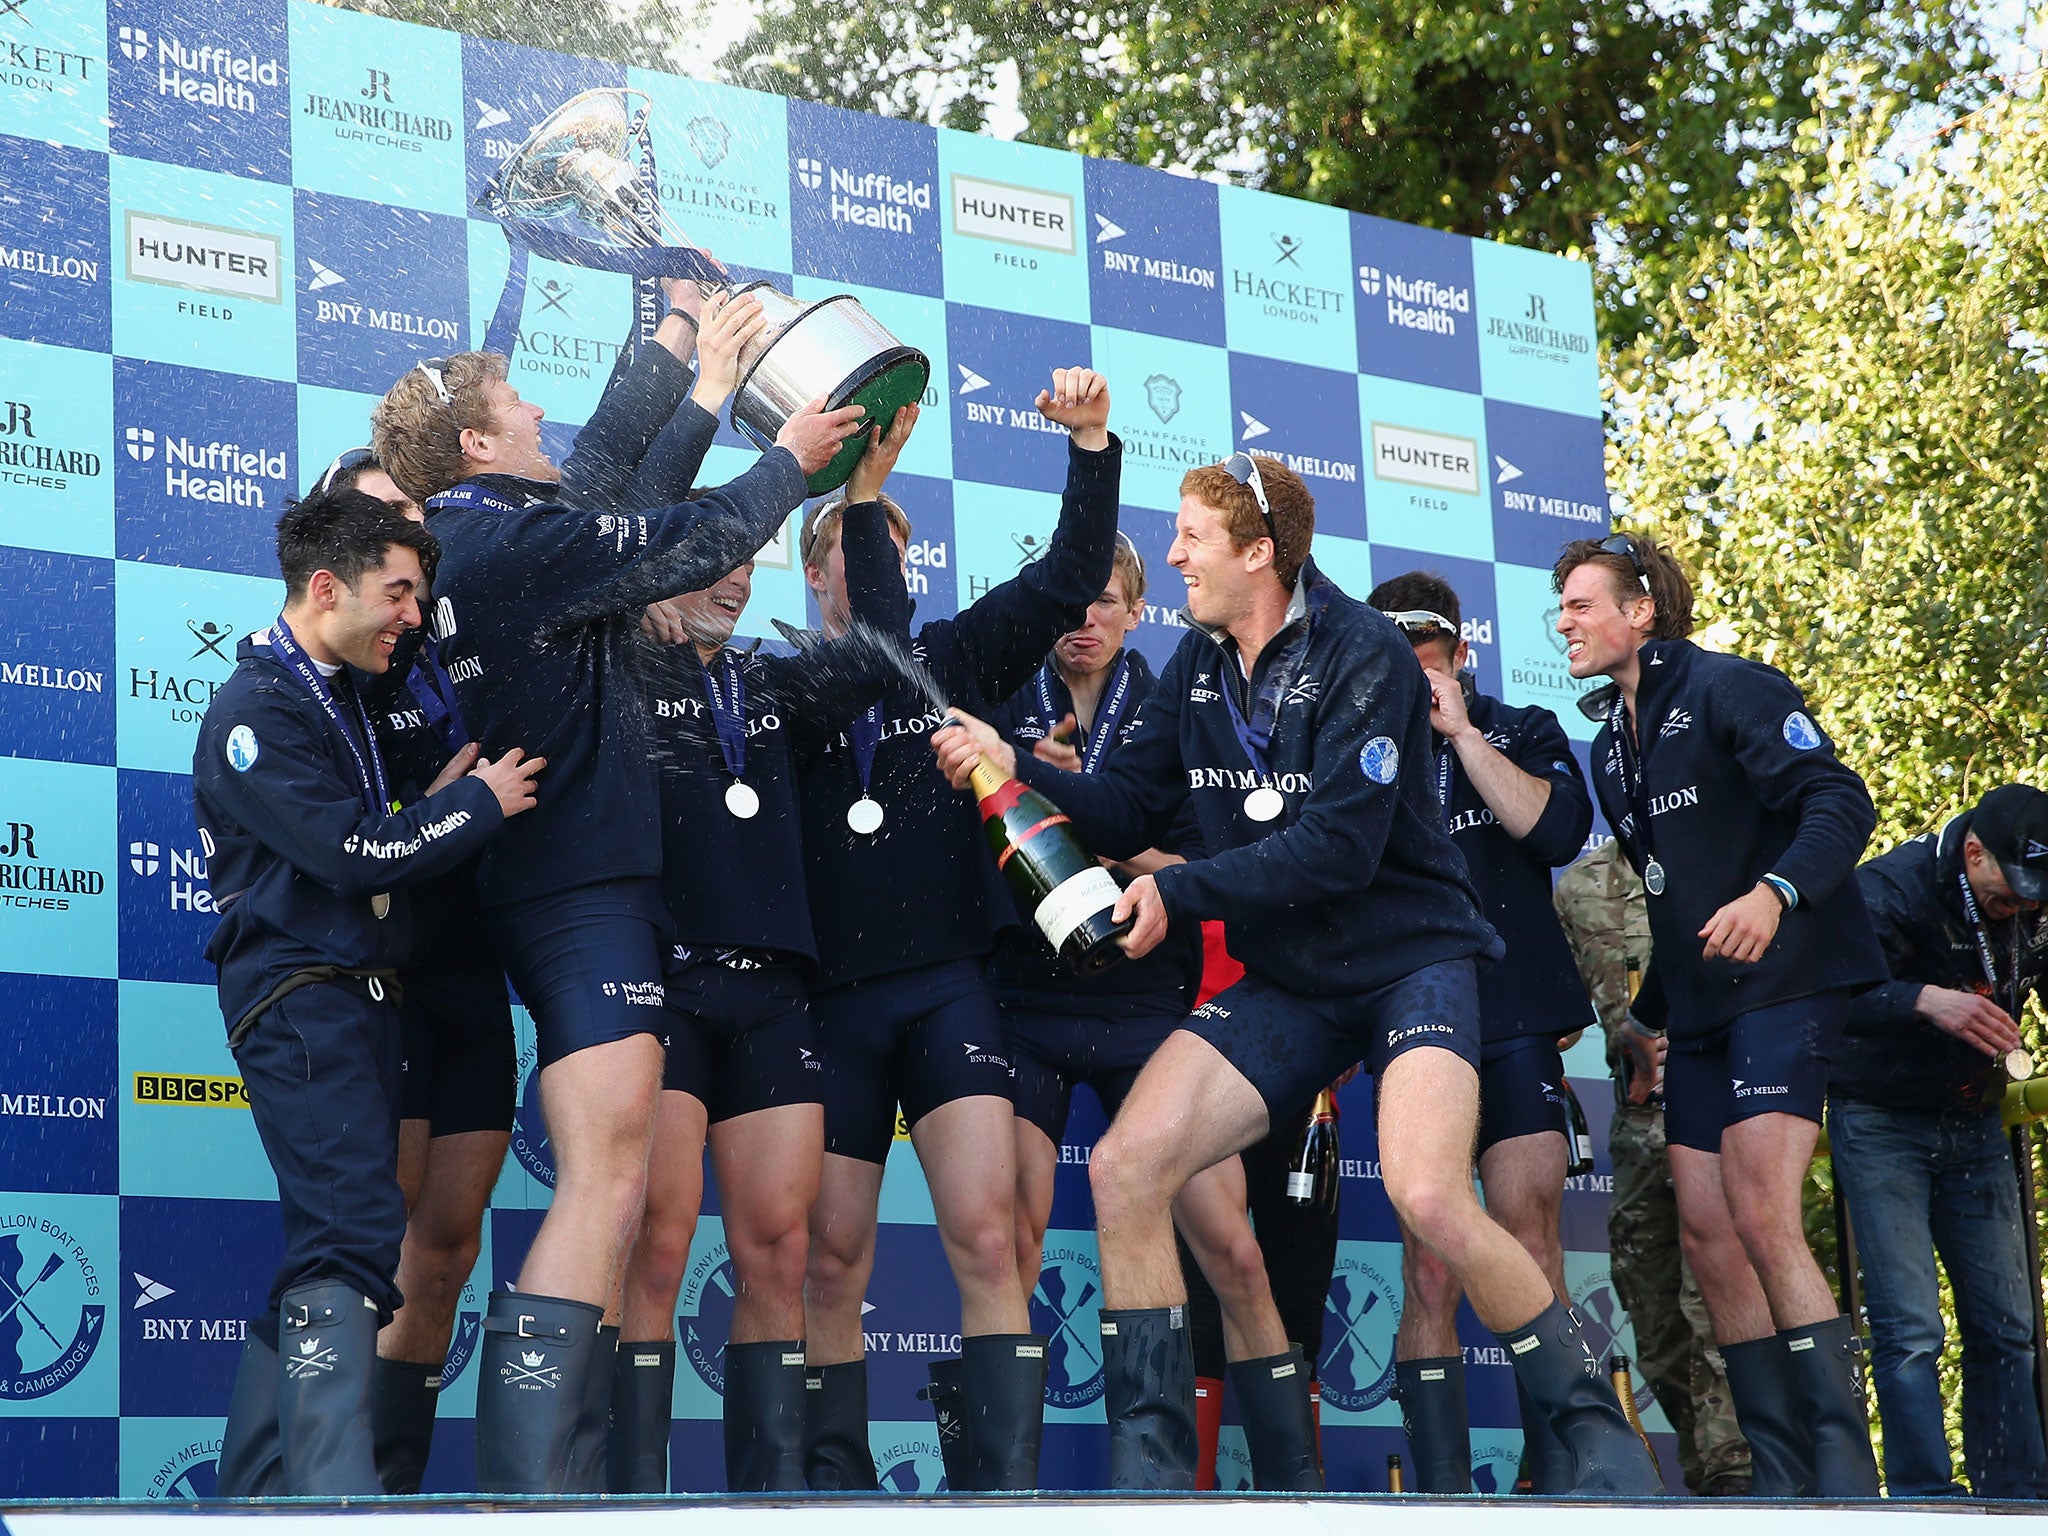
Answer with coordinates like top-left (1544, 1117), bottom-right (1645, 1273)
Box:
top-left (6, 1499), bottom-right (2048, 1531)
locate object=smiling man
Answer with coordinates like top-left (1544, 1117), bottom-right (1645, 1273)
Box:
top-left (196, 489), bottom-right (543, 1495)
top-left (1554, 531), bottom-right (1886, 1497)
top-left (934, 456), bottom-right (1658, 1494)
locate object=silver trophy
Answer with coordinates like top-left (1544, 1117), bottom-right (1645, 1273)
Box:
top-left (479, 88), bottom-right (929, 494)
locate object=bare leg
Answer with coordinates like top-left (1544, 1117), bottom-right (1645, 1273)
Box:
top-left (380, 1127), bottom-right (509, 1362)
top-left (1014, 1117), bottom-right (1059, 1290)
top-left (1668, 1144), bottom-right (1775, 1344)
top-left (1170, 1157), bottom-right (1289, 1361)
top-left (710, 1102), bottom-right (824, 1343)
top-left (911, 1095), bottom-right (1030, 1336)
top-left (1720, 1113), bottom-right (1835, 1329)
top-left (804, 1153), bottom-right (884, 1365)
top-left (618, 1091), bottom-right (709, 1341)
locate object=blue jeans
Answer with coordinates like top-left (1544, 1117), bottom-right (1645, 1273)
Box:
top-left (1829, 1097), bottom-right (2048, 1499)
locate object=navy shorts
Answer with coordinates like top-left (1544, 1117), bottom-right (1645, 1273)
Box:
top-left (660, 950), bottom-right (824, 1123)
top-left (489, 877), bottom-right (672, 1069)
top-left (1188, 958), bottom-right (1483, 1127)
top-left (1664, 990), bottom-right (1850, 1153)
top-left (397, 962), bottom-right (517, 1135)
top-left (1476, 1035), bottom-right (1569, 1157)
top-left (812, 958), bottom-right (1015, 1165)
top-left (1004, 1005), bottom-right (1180, 1143)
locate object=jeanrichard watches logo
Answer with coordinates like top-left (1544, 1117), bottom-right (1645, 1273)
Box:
top-left (301, 68), bottom-right (455, 154)
top-left (121, 23), bottom-right (283, 115)
top-left (125, 212), bottom-right (282, 305)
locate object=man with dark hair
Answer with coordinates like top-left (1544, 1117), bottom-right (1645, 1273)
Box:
top-left (935, 455), bottom-right (1658, 1495)
top-left (1555, 531), bottom-right (1887, 1497)
top-left (1829, 784), bottom-right (2048, 1499)
top-left (370, 291), bottom-right (863, 1492)
top-left (1365, 569), bottom-right (1597, 1494)
top-left (198, 489), bottom-right (544, 1494)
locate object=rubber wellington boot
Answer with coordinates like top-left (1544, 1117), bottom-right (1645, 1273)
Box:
top-left (918, 1357), bottom-right (974, 1489)
top-left (1515, 1374), bottom-right (1575, 1494)
top-left (960, 1333), bottom-right (1049, 1491)
top-left (1194, 1376), bottom-right (1225, 1490)
top-left (1721, 1334), bottom-right (1814, 1497)
top-left (804, 1360), bottom-right (881, 1490)
top-left (473, 1289), bottom-right (606, 1494)
top-left (277, 1280), bottom-right (383, 1495)
top-left (1228, 1346), bottom-right (1324, 1490)
top-left (724, 1341), bottom-right (809, 1491)
top-left (371, 1356), bottom-right (441, 1494)
top-left (1394, 1355), bottom-right (1472, 1493)
top-left (1496, 1300), bottom-right (1662, 1496)
top-left (1781, 1318), bottom-right (1879, 1497)
top-left (564, 1323), bottom-right (617, 1492)
top-left (217, 1322), bottom-right (286, 1497)
top-left (1098, 1306), bottom-right (1198, 1490)
top-left (608, 1340), bottom-right (676, 1494)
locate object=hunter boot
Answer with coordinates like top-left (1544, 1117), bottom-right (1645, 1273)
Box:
top-left (1515, 1374), bottom-right (1575, 1494)
top-left (1098, 1306), bottom-right (1198, 1490)
top-left (1395, 1355), bottom-right (1472, 1493)
top-left (1781, 1318), bottom-right (1880, 1497)
top-left (960, 1333), bottom-right (1049, 1491)
top-left (804, 1360), bottom-right (881, 1490)
top-left (277, 1281), bottom-right (383, 1495)
top-left (608, 1340), bottom-right (676, 1494)
top-left (724, 1341), bottom-right (809, 1492)
top-left (1194, 1377), bottom-right (1225, 1491)
top-left (473, 1289), bottom-right (606, 1494)
top-left (371, 1356), bottom-right (441, 1494)
top-left (217, 1322), bottom-right (286, 1497)
top-left (1721, 1334), bottom-right (1814, 1497)
top-left (1496, 1299), bottom-right (1662, 1497)
top-left (564, 1323), bottom-right (617, 1493)
top-left (1228, 1346), bottom-right (1324, 1490)
top-left (918, 1357), bottom-right (974, 1489)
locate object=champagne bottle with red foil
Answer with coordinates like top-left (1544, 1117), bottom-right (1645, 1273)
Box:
top-left (966, 757), bottom-right (1129, 975)
top-left (1285, 1088), bottom-right (1340, 1212)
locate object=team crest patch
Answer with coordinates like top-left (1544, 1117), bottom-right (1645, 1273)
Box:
top-left (225, 726), bottom-right (259, 772)
top-left (1781, 711), bottom-right (1822, 751)
top-left (1359, 736), bottom-right (1400, 784)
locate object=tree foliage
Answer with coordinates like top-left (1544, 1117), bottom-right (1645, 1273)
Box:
top-left (714, 1), bottom-right (1995, 332)
top-left (306, 0), bottom-right (699, 74)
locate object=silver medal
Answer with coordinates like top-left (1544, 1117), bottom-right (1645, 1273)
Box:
top-left (1642, 858), bottom-right (1666, 897)
top-left (724, 781), bottom-right (761, 820)
top-left (847, 797), bottom-right (885, 835)
top-left (1244, 786), bottom-right (1285, 823)
top-left (371, 892), bottom-right (391, 919)
top-left (2007, 1047), bottom-right (2035, 1082)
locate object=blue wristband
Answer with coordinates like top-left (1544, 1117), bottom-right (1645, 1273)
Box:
top-left (1761, 872), bottom-right (1799, 911)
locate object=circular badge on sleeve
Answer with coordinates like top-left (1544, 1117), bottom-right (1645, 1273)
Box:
top-left (225, 725), bottom-right (260, 772)
top-left (1358, 735), bottom-right (1401, 785)
top-left (1782, 711), bottom-right (1822, 751)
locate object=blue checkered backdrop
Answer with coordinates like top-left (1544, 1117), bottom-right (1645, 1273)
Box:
top-left (0, 0), bottom-right (1650, 1498)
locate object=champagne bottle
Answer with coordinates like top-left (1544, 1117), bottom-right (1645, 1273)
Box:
top-left (966, 757), bottom-right (1130, 975)
top-left (1285, 1088), bottom-right (1340, 1213)
top-left (1561, 1079), bottom-right (1597, 1177)
top-left (1386, 1453), bottom-right (1406, 1493)
top-left (1607, 1353), bottom-right (1662, 1476)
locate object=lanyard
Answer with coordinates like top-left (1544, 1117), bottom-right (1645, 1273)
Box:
top-left (848, 701), bottom-right (883, 798)
top-left (1034, 652), bottom-right (1136, 775)
top-left (700, 647), bottom-right (748, 783)
top-left (1957, 871), bottom-right (2021, 1019)
top-left (267, 615), bottom-right (392, 819)
top-left (1220, 627), bottom-right (1309, 781)
top-left (425, 482), bottom-right (526, 516)
top-left (1607, 691), bottom-right (1660, 866)
top-left (1434, 742), bottom-right (1455, 824)
top-left (403, 632), bottom-right (471, 754)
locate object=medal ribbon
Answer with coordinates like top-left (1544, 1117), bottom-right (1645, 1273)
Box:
top-left (700, 647), bottom-right (748, 785)
top-left (1034, 652), bottom-right (1137, 776)
top-left (1957, 870), bottom-right (2021, 1021)
top-left (267, 615), bottom-right (392, 819)
top-left (1220, 629), bottom-right (1310, 785)
top-left (1607, 692), bottom-right (1662, 874)
top-left (848, 701), bottom-right (883, 803)
top-left (424, 482), bottom-right (527, 517)
top-left (403, 632), bottom-right (471, 755)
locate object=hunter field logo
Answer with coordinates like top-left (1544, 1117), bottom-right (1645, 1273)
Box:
top-left (1318, 1250), bottom-right (1399, 1412)
top-left (1030, 1243), bottom-right (1105, 1409)
top-left (124, 211), bottom-right (281, 304)
top-left (677, 1241), bottom-right (736, 1394)
top-left (951, 172), bottom-right (1074, 254)
top-left (0, 1211), bottom-right (107, 1401)
top-left (1371, 422), bottom-right (1479, 496)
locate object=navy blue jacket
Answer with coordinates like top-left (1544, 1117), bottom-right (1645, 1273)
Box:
top-left (1587, 638), bottom-right (1885, 1039)
top-left (194, 636), bottom-right (503, 1037)
top-left (424, 419), bottom-right (808, 905)
top-left (797, 436), bottom-right (1121, 991)
top-left (1015, 563), bottom-right (1502, 1001)
top-left (1440, 689), bottom-right (1596, 1041)
top-left (986, 648), bottom-right (1205, 1016)
top-left (1834, 816), bottom-right (2045, 1114)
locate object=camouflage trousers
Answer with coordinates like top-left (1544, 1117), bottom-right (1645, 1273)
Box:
top-left (1609, 1101), bottom-right (1753, 1491)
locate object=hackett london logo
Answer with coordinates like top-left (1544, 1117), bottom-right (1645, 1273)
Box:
top-left (950, 173), bottom-right (1074, 255)
top-left (1371, 421), bottom-right (1479, 495)
top-left (1, 2), bottom-right (96, 94)
top-left (125, 212), bottom-right (282, 305)
top-left (1231, 233), bottom-right (1344, 320)
top-left (301, 67), bottom-right (456, 153)
top-left (119, 24), bottom-right (283, 115)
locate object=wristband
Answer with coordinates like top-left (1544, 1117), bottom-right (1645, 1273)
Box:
top-left (1760, 872), bottom-right (1799, 911)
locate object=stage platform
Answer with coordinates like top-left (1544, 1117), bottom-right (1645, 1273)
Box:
top-left (5, 1497), bottom-right (2048, 1532)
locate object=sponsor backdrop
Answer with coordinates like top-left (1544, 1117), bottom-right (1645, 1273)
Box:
top-left (0, 0), bottom-right (1644, 1499)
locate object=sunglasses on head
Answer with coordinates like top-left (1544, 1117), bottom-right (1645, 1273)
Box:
top-left (1379, 608), bottom-right (1459, 639)
top-left (313, 445), bottom-right (374, 497)
top-left (1113, 529), bottom-right (1145, 583)
top-left (413, 356), bottom-right (453, 406)
top-left (1222, 452), bottom-right (1280, 547)
top-left (1598, 532), bottom-right (1652, 594)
